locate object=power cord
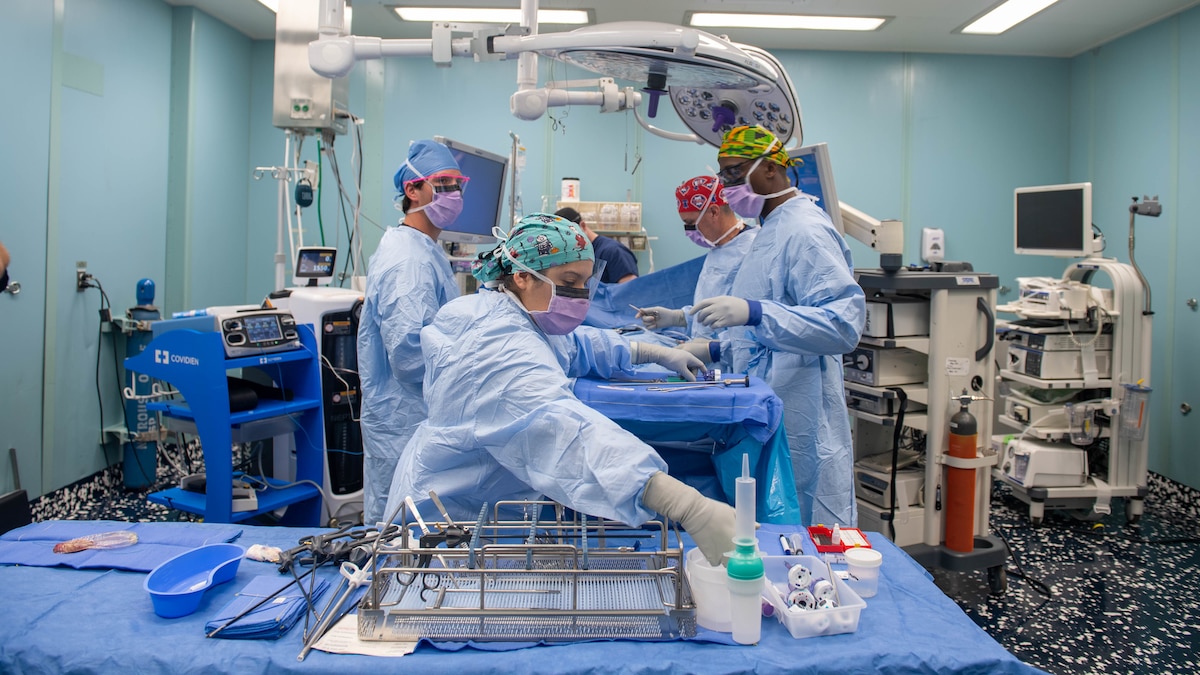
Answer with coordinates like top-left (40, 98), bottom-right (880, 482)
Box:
top-left (80, 273), bottom-right (158, 492)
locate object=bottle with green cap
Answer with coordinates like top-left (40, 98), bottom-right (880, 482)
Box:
top-left (727, 453), bottom-right (764, 645)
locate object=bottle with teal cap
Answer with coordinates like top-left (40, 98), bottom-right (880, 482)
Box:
top-left (727, 453), bottom-right (764, 645)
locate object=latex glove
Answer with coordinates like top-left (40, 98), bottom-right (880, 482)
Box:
top-left (641, 471), bottom-right (736, 566)
top-left (630, 342), bottom-right (704, 382)
top-left (691, 295), bottom-right (752, 329)
top-left (676, 338), bottom-right (718, 365)
top-left (636, 306), bottom-right (687, 330)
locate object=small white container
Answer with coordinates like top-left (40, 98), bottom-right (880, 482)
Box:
top-left (761, 555), bottom-right (866, 639)
top-left (561, 177), bottom-right (580, 202)
top-left (843, 547), bottom-right (883, 598)
top-left (685, 547), bottom-right (732, 632)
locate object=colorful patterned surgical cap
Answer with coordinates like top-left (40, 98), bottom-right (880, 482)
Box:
top-left (472, 213), bottom-right (594, 284)
top-left (675, 175), bottom-right (727, 213)
top-left (718, 125), bottom-right (797, 167)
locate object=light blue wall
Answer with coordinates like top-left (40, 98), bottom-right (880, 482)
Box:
top-left (0, 0), bottom-right (53, 495)
top-left (1069, 6), bottom-right (1199, 490)
top-left (6, 1), bottom-right (1199, 495)
top-left (43, 0), bottom-right (173, 492)
top-left (185, 11), bottom-right (253, 310)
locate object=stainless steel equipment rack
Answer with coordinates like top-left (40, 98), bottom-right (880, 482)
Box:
top-left (356, 500), bottom-right (696, 643)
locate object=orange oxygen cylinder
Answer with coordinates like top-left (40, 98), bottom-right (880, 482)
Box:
top-left (945, 395), bottom-right (977, 553)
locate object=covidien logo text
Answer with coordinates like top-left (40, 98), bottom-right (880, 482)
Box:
top-left (154, 349), bottom-right (199, 366)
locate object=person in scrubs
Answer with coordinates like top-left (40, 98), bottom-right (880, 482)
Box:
top-left (683, 126), bottom-right (866, 528)
top-left (636, 175), bottom-right (757, 349)
top-left (384, 214), bottom-right (735, 565)
top-left (357, 139), bottom-right (467, 525)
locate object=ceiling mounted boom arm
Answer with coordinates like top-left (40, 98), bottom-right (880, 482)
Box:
top-left (308, 0), bottom-right (803, 147)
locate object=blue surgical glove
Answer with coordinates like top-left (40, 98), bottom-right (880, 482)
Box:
top-left (690, 296), bottom-right (762, 329)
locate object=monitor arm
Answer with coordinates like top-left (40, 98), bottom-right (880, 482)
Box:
top-left (839, 201), bottom-right (904, 272)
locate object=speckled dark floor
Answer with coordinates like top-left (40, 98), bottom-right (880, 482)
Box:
top-left (931, 473), bottom-right (1200, 675)
top-left (26, 453), bottom-right (1200, 675)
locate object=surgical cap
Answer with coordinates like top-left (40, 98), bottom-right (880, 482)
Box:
top-left (393, 139), bottom-right (460, 190)
top-left (675, 175), bottom-right (727, 212)
top-left (472, 213), bottom-right (594, 284)
top-left (718, 125), bottom-right (797, 168)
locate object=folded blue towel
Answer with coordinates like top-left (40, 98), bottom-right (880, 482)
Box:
top-left (0, 520), bottom-right (243, 572)
top-left (205, 573), bottom-right (330, 640)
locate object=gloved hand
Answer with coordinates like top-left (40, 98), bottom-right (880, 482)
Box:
top-left (676, 338), bottom-right (718, 365)
top-left (630, 342), bottom-right (704, 382)
top-left (636, 306), bottom-right (687, 330)
top-left (641, 471), bottom-right (735, 566)
top-left (691, 295), bottom-right (754, 329)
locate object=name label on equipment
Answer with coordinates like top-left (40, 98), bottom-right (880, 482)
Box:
top-left (945, 357), bottom-right (970, 375)
top-left (956, 276), bottom-right (980, 286)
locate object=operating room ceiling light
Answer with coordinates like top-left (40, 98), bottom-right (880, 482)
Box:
top-left (960, 0), bottom-right (1060, 35)
top-left (688, 12), bottom-right (886, 32)
top-left (393, 7), bottom-right (590, 25)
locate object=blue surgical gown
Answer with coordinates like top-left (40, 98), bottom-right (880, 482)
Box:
top-left (357, 225), bottom-right (459, 524)
top-left (724, 196), bottom-right (865, 527)
top-left (384, 289), bottom-right (668, 525)
top-left (686, 227), bottom-right (758, 341)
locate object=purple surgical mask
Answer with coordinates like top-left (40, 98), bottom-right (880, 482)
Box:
top-left (501, 248), bottom-right (593, 335)
top-left (723, 160), bottom-right (798, 219)
top-left (685, 229), bottom-right (714, 249)
top-left (409, 190), bottom-right (463, 228)
top-left (530, 289), bottom-right (591, 335)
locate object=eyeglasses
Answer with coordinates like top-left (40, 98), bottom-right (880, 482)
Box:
top-left (407, 173), bottom-right (470, 193)
top-left (716, 157), bottom-right (759, 186)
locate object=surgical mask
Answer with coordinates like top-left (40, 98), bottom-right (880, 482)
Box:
top-left (682, 174), bottom-right (719, 249)
top-left (685, 229), bottom-right (714, 249)
top-left (409, 190), bottom-right (463, 229)
top-left (400, 158), bottom-right (466, 228)
top-left (500, 246), bottom-right (597, 335)
top-left (721, 157), bottom-right (798, 219)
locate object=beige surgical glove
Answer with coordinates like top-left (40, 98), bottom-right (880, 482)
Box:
top-left (641, 471), bottom-right (736, 566)
top-left (636, 306), bottom-right (687, 330)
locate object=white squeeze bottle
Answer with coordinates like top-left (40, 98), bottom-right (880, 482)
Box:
top-left (726, 454), bottom-right (764, 645)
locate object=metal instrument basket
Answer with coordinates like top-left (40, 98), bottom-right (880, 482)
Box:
top-left (357, 501), bottom-right (696, 642)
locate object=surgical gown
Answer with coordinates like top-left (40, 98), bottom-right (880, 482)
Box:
top-left (357, 225), bottom-right (459, 524)
top-left (686, 227), bottom-right (758, 341)
top-left (724, 196), bottom-right (865, 527)
top-left (383, 289), bottom-right (668, 525)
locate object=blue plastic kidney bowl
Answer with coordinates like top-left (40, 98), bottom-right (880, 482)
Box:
top-left (144, 543), bottom-right (245, 618)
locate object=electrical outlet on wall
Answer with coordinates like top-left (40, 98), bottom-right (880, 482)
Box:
top-left (76, 261), bottom-right (88, 291)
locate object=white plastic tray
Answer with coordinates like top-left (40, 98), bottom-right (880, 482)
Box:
top-left (761, 555), bottom-right (866, 639)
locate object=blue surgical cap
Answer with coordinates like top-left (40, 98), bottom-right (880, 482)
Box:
top-left (393, 140), bottom-right (460, 190)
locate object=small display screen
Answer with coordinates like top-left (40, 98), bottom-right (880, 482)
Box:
top-left (296, 248), bottom-right (336, 278)
top-left (244, 315), bottom-right (282, 343)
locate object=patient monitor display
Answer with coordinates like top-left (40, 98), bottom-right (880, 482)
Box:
top-left (294, 247), bottom-right (336, 286)
top-left (1014, 182), bottom-right (1093, 257)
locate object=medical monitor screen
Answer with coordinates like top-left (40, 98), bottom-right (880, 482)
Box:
top-left (789, 143), bottom-right (843, 234)
top-left (1014, 182), bottom-right (1092, 257)
top-left (244, 315), bottom-right (283, 343)
top-left (293, 246), bottom-right (336, 287)
top-left (434, 136), bottom-right (508, 245)
top-left (296, 247), bottom-right (336, 278)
